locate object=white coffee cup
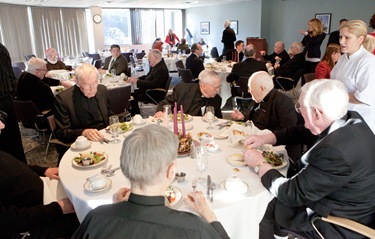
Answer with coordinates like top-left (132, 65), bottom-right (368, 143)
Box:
top-left (133, 114), bottom-right (143, 124)
top-left (225, 175), bottom-right (244, 192)
top-left (75, 136), bottom-right (89, 148)
top-left (89, 174), bottom-right (107, 190)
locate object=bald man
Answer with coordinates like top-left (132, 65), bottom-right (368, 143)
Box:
top-left (260, 41), bottom-right (290, 67)
top-left (231, 71), bottom-right (301, 162)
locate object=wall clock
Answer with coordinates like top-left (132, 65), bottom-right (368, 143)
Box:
top-left (93, 14), bottom-right (102, 24)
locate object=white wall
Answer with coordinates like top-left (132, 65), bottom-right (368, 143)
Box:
top-left (186, 0), bottom-right (375, 55)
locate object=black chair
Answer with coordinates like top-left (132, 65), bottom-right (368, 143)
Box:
top-left (12, 61), bottom-right (26, 71)
top-left (24, 54), bottom-right (36, 61)
top-left (302, 72), bottom-right (316, 86)
top-left (211, 47), bottom-right (219, 59)
top-left (135, 52), bottom-right (145, 60)
top-left (175, 60), bottom-right (185, 69)
top-left (107, 85), bottom-right (132, 114)
top-left (13, 100), bottom-right (49, 143)
top-left (88, 53), bottom-right (101, 64)
top-left (94, 59), bottom-right (102, 69)
top-left (129, 55), bottom-right (143, 72)
top-left (235, 76), bottom-right (253, 112)
top-left (121, 52), bottom-right (133, 63)
top-left (178, 68), bottom-right (195, 83)
top-left (82, 52), bottom-right (89, 57)
top-left (275, 68), bottom-right (306, 96)
top-left (145, 76), bottom-right (173, 104)
top-left (12, 66), bottom-right (22, 80)
top-left (45, 115), bottom-right (70, 161)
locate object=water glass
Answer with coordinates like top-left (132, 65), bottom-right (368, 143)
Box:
top-left (222, 56), bottom-right (227, 62)
top-left (110, 69), bottom-right (116, 76)
top-left (204, 106), bottom-right (215, 130)
top-left (163, 105), bottom-right (171, 127)
top-left (109, 115), bottom-right (120, 143)
top-left (194, 146), bottom-right (208, 183)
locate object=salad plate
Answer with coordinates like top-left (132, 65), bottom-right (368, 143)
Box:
top-left (72, 152), bottom-right (108, 169)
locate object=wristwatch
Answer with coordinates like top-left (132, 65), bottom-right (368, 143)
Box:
top-left (254, 161), bottom-right (268, 174)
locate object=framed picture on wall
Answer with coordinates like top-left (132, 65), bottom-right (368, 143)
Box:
top-left (200, 22), bottom-right (210, 35)
top-left (230, 20), bottom-right (238, 35)
top-left (315, 13), bottom-right (331, 34)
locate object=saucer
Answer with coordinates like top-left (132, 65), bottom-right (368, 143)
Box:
top-left (227, 154), bottom-right (247, 167)
top-left (84, 178), bottom-right (112, 192)
top-left (71, 142), bottom-right (91, 150)
top-left (132, 119), bottom-right (147, 126)
top-left (220, 180), bottom-right (248, 194)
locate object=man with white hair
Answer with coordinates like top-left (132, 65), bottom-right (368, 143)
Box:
top-left (243, 79), bottom-right (375, 238)
top-left (221, 20), bottom-right (236, 54)
top-left (231, 71), bottom-right (300, 162)
top-left (155, 69), bottom-right (222, 118)
top-left (45, 48), bottom-right (68, 71)
top-left (72, 125), bottom-right (230, 238)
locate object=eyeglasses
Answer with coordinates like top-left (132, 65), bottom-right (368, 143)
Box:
top-left (295, 102), bottom-right (314, 114)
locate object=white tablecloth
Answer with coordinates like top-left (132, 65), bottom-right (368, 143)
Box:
top-left (59, 117), bottom-right (287, 239)
top-left (143, 56), bottom-right (187, 74)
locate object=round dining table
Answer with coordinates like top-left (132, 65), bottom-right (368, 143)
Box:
top-left (59, 116), bottom-right (287, 239)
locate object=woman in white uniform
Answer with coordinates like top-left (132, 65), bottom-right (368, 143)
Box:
top-left (331, 20), bottom-right (375, 134)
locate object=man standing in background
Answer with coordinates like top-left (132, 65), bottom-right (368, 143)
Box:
top-left (221, 20), bottom-right (236, 54)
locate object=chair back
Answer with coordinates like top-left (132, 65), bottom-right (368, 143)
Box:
top-left (302, 73), bottom-right (316, 85)
top-left (145, 76), bottom-right (172, 105)
top-left (135, 52), bottom-right (145, 59)
top-left (46, 115), bottom-right (57, 138)
top-left (107, 85), bottom-right (132, 114)
top-left (12, 61), bottom-right (26, 71)
top-left (82, 52), bottom-right (89, 57)
top-left (121, 52), bottom-right (133, 62)
top-left (237, 76), bottom-right (252, 97)
top-left (88, 53), bottom-right (100, 64)
top-left (211, 47), bottom-right (219, 58)
top-left (12, 66), bottom-right (22, 80)
top-left (129, 55), bottom-right (136, 68)
top-left (24, 54), bottom-right (36, 61)
top-left (178, 68), bottom-right (194, 83)
top-left (13, 100), bottom-right (42, 129)
top-left (175, 60), bottom-right (185, 69)
top-left (164, 75), bottom-right (172, 91)
top-left (94, 59), bottom-right (102, 69)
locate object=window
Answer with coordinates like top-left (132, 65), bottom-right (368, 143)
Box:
top-left (102, 9), bottom-right (132, 45)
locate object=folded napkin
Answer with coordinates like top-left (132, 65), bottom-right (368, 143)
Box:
top-left (222, 122), bottom-right (272, 146)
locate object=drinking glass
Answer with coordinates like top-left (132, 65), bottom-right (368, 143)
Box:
top-left (194, 146), bottom-right (208, 183)
top-left (110, 69), bottom-right (116, 76)
top-left (163, 105), bottom-right (171, 127)
top-left (204, 106), bottom-right (215, 130)
top-left (222, 56), bottom-right (227, 62)
top-left (109, 115), bottom-right (120, 143)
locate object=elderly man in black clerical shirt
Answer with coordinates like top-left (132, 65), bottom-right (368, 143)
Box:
top-left (72, 125), bottom-right (230, 239)
top-left (154, 69), bottom-right (223, 119)
top-left (54, 63), bottom-right (113, 160)
top-left (260, 41), bottom-right (290, 67)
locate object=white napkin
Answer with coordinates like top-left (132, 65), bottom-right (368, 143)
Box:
top-left (40, 177), bottom-right (68, 205)
top-left (222, 122), bottom-right (272, 146)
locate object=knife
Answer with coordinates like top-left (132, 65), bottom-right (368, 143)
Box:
top-left (207, 175), bottom-right (211, 198)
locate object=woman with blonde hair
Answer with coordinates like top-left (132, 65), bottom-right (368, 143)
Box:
top-left (299, 18), bottom-right (326, 73)
top-left (331, 20), bottom-right (375, 133)
top-left (315, 43), bottom-right (341, 79)
top-left (368, 12), bottom-right (375, 54)
top-left (165, 29), bottom-right (180, 47)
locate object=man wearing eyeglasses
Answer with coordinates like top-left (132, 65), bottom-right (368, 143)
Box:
top-left (154, 69), bottom-right (222, 118)
top-left (243, 79), bottom-right (375, 238)
top-left (16, 57), bottom-right (56, 112)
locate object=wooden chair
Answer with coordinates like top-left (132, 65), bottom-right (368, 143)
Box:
top-left (13, 100), bottom-right (49, 143)
top-left (178, 68), bottom-right (195, 83)
top-left (310, 215), bottom-right (375, 239)
top-left (12, 61), bottom-right (26, 71)
top-left (302, 72), bottom-right (316, 86)
top-left (45, 115), bottom-right (70, 161)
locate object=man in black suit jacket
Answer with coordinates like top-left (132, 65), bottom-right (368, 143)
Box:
top-left (185, 43), bottom-right (204, 79)
top-left (221, 20), bottom-right (236, 54)
top-left (99, 44), bottom-right (128, 75)
top-left (260, 41), bottom-right (290, 66)
top-left (16, 57), bottom-right (55, 112)
top-left (327, 18), bottom-right (348, 46)
top-left (244, 80), bottom-right (375, 239)
top-left (127, 49), bottom-right (169, 115)
top-left (218, 40), bottom-right (244, 62)
top-left (54, 64), bottom-right (113, 159)
top-left (226, 44), bottom-right (267, 96)
top-left (155, 70), bottom-right (222, 118)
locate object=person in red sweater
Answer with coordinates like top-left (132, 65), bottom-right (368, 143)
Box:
top-left (165, 29), bottom-right (180, 47)
top-left (315, 43), bottom-right (341, 79)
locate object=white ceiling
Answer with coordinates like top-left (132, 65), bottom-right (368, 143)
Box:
top-left (0, 0), bottom-right (251, 9)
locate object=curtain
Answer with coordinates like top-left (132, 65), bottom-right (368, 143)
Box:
top-left (30, 6), bottom-right (88, 59)
top-left (0, 3), bottom-right (33, 62)
top-left (130, 9), bottom-right (164, 45)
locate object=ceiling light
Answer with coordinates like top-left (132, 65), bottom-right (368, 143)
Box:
top-left (25, 0), bottom-right (48, 3)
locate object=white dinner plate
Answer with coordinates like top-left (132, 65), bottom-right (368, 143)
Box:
top-left (72, 152), bottom-right (108, 169)
top-left (220, 180), bottom-right (248, 194)
top-left (70, 142), bottom-right (91, 151)
top-left (169, 114), bottom-right (193, 123)
top-left (84, 178), bottom-right (112, 193)
top-left (227, 154), bottom-right (247, 167)
top-left (165, 185), bottom-right (182, 208)
top-left (210, 130), bottom-right (228, 139)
